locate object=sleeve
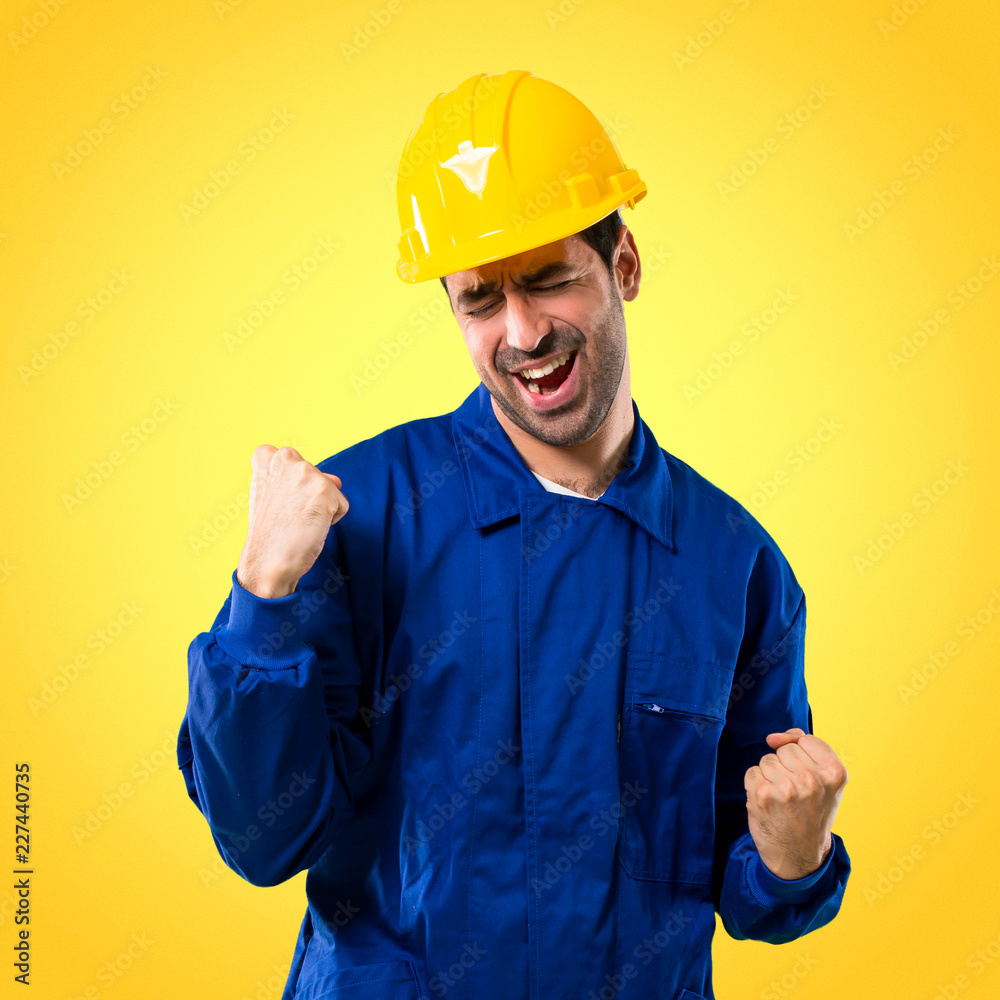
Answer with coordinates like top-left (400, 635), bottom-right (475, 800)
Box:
top-left (711, 542), bottom-right (851, 943)
top-left (175, 523), bottom-right (373, 887)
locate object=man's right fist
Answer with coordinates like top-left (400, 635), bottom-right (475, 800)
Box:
top-left (236, 444), bottom-right (349, 599)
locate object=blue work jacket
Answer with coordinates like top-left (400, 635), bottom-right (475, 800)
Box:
top-left (177, 382), bottom-right (851, 1000)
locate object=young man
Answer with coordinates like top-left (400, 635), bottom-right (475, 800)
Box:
top-left (177, 71), bottom-right (850, 1000)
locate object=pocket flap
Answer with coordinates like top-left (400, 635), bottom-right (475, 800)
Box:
top-left (296, 957), bottom-right (420, 999)
top-left (627, 653), bottom-right (731, 723)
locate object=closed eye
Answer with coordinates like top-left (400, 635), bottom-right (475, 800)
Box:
top-left (466, 281), bottom-right (572, 318)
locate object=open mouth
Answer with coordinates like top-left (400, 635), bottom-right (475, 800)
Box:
top-left (513, 349), bottom-right (577, 396)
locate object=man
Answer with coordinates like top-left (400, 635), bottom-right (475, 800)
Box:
top-left (177, 71), bottom-right (850, 1000)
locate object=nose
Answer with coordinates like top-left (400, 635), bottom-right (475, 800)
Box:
top-left (504, 289), bottom-right (553, 354)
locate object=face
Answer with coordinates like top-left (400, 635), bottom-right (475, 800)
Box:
top-left (444, 228), bottom-right (639, 447)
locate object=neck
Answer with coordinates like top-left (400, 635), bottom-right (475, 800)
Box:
top-left (491, 378), bottom-right (635, 500)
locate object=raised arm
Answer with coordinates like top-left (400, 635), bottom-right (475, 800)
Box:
top-left (712, 545), bottom-right (851, 943)
top-left (176, 445), bottom-right (373, 886)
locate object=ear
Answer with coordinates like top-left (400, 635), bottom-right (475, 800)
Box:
top-left (613, 225), bottom-right (641, 302)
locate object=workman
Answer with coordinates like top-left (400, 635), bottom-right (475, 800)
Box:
top-left (177, 70), bottom-right (851, 1000)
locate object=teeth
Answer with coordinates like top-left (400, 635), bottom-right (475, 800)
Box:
top-left (518, 351), bottom-right (571, 381)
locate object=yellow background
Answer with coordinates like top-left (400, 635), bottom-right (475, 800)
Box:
top-left (2, 0), bottom-right (998, 997)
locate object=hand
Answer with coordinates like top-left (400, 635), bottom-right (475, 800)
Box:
top-left (744, 728), bottom-right (848, 880)
top-left (236, 445), bottom-right (349, 599)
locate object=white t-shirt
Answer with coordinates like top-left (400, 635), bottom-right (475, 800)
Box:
top-left (530, 470), bottom-right (605, 500)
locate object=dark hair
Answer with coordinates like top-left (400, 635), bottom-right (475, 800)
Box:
top-left (438, 208), bottom-right (624, 295)
top-left (576, 207), bottom-right (625, 279)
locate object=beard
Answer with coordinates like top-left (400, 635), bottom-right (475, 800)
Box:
top-left (481, 290), bottom-right (628, 448)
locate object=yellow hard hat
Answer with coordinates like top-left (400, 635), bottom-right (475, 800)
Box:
top-left (395, 70), bottom-right (647, 283)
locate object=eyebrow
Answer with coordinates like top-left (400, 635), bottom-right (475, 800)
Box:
top-left (456, 260), bottom-right (577, 312)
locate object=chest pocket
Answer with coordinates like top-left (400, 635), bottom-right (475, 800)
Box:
top-left (617, 651), bottom-right (733, 884)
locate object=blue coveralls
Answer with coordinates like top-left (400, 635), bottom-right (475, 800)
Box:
top-left (177, 382), bottom-right (851, 1000)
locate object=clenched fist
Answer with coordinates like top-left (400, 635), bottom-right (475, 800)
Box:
top-left (744, 728), bottom-right (848, 880)
top-left (236, 445), bottom-right (349, 599)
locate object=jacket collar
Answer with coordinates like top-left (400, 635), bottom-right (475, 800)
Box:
top-left (450, 382), bottom-right (673, 550)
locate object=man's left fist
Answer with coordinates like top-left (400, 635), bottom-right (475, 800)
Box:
top-left (744, 728), bottom-right (848, 880)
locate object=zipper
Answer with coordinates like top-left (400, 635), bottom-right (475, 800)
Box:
top-left (617, 713), bottom-right (621, 743)
top-left (636, 700), bottom-right (722, 725)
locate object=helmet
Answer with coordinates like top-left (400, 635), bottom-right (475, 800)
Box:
top-left (395, 70), bottom-right (647, 283)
